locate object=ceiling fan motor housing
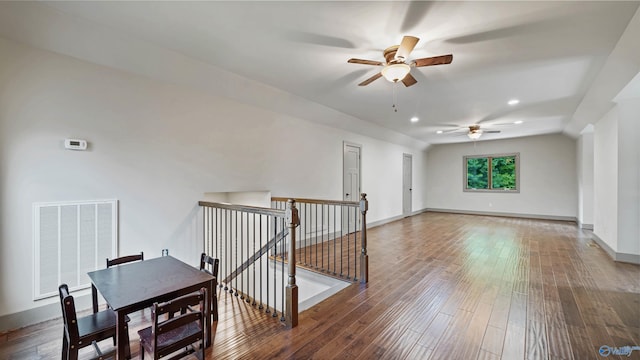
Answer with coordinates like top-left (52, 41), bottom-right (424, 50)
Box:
top-left (384, 45), bottom-right (403, 64)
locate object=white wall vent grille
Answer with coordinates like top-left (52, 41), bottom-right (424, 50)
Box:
top-left (33, 200), bottom-right (117, 300)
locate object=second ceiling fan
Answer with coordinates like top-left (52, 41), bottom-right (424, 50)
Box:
top-left (348, 35), bottom-right (453, 87)
top-left (466, 124), bottom-right (500, 140)
top-left (438, 124), bottom-right (502, 140)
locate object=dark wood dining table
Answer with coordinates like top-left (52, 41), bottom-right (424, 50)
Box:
top-left (88, 255), bottom-right (215, 359)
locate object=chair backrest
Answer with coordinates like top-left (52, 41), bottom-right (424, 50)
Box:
top-left (58, 284), bottom-right (80, 342)
top-left (150, 288), bottom-right (207, 358)
top-left (199, 253), bottom-right (219, 284)
top-left (107, 251), bottom-right (144, 268)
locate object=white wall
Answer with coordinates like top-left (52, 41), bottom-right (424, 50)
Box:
top-left (593, 109), bottom-right (619, 251)
top-left (0, 37), bottom-right (428, 319)
top-left (426, 134), bottom-right (577, 219)
top-left (574, 6), bottom-right (640, 262)
top-left (615, 98), bottom-right (640, 256)
top-left (577, 131), bottom-right (594, 228)
top-left (593, 100), bottom-right (640, 260)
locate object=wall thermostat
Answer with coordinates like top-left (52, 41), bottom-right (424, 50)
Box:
top-left (64, 139), bottom-right (87, 151)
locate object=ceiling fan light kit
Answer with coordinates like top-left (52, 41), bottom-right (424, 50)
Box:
top-left (467, 131), bottom-right (482, 140)
top-left (381, 63), bottom-right (411, 82)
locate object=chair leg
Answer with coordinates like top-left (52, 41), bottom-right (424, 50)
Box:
top-left (61, 334), bottom-right (69, 360)
top-left (123, 325), bottom-right (131, 359)
top-left (125, 338), bottom-right (131, 360)
top-left (68, 345), bottom-right (79, 360)
top-left (212, 294), bottom-right (218, 321)
top-left (139, 340), bottom-right (145, 360)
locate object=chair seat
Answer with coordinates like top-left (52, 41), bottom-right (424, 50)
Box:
top-left (77, 309), bottom-right (117, 340)
top-left (138, 322), bottom-right (201, 355)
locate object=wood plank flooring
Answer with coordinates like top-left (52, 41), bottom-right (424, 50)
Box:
top-left (2, 212), bottom-right (639, 359)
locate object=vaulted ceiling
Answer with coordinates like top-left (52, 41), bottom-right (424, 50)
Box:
top-left (1, 1), bottom-right (638, 146)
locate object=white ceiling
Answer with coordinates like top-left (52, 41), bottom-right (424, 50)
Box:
top-left (2, 1), bottom-right (639, 146)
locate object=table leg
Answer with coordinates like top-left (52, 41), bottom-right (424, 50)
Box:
top-left (116, 310), bottom-right (128, 360)
top-left (91, 284), bottom-right (98, 313)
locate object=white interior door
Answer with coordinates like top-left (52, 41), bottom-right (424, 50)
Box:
top-left (343, 143), bottom-right (361, 202)
top-left (343, 143), bottom-right (361, 232)
top-left (403, 153), bottom-right (412, 217)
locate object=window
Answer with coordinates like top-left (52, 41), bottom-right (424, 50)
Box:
top-left (464, 153), bottom-right (519, 192)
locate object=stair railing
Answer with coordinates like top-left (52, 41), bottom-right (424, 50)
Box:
top-left (271, 193), bottom-right (368, 284)
top-left (199, 199), bottom-right (300, 328)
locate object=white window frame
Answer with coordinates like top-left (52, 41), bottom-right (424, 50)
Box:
top-left (463, 153), bottom-right (520, 193)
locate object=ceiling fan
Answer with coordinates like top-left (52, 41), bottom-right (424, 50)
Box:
top-left (466, 125), bottom-right (500, 140)
top-left (347, 35), bottom-right (453, 87)
top-left (439, 124), bottom-right (501, 140)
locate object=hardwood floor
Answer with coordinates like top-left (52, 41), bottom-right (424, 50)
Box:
top-left (2, 212), bottom-right (639, 359)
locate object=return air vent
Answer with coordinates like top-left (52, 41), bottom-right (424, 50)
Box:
top-left (33, 200), bottom-right (117, 300)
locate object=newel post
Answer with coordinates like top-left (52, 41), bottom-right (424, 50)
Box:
top-left (359, 193), bottom-right (369, 284)
top-left (285, 199), bottom-right (300, 328)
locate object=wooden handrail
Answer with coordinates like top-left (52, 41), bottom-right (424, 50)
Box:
top-left (271, 197), bottom-right (359, 207)
top-left (199, 201), bottom-right (285, 217)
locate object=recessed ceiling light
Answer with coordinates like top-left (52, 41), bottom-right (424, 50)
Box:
top-left (436, 130), bottom-right (443, 134)
top-left (508, 99), bottom-right (520, 106)
top-left (514, 120), bottom-right (523, 124)
top-left (410, 117), bottom-right (419, 123)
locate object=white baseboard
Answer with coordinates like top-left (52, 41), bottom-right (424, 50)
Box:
top-left (578, 220), bottom-right (594, 230)
top-left (0, 293), bottom-right (93, 333)
top-left (424, 207), bottom-right (577, 223)
top-left (367, 214), bottom-right (405, 228)
top-left (367, 208), bottom-right (430, 229)
top-left (591, 233), bottom-right (640, 265)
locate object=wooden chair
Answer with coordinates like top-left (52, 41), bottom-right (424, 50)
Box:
top-left (107, 251), bottom-right (144, 268)
top-left (137, 288), bottom-right (207, 360)
top-left (199, 253), bottom-right (219, 321)
top-left (59, 283), bottom-right (130, 360)
top-left (93, 252), bottom-right (144, 314)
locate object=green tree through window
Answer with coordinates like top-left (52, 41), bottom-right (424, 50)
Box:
top-left (467, 157), bottom-right (488, 189)
top-left (464, 153), bottom-right (519, 191)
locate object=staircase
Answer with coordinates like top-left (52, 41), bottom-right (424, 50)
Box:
top-left (199, 194), bottom-right (368, 328)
